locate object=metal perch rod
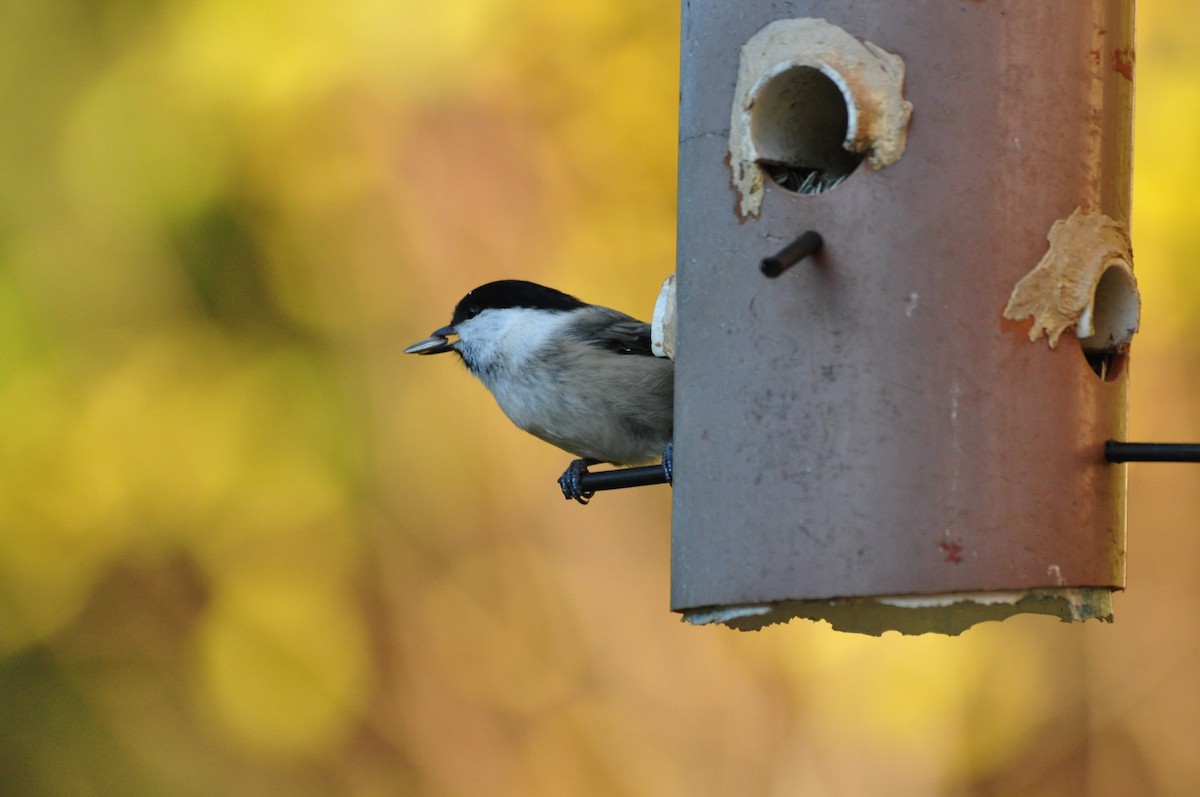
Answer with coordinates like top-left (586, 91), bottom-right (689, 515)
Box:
top-left (1105, 441), bottom-right (1200, 463)
top-left (578, 464), bottom-right (670, 492)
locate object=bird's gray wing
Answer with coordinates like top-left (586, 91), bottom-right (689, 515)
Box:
top-left (570, 309), bottom-right (655, 357)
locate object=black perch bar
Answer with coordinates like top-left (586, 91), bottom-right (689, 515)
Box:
top-left (581, 442), bottom-right (1200, 494)
top-left (574, 441), bottom-right (1198, 498)
top-left (761, 230), bottom-right (823, 277)
top-left (578, 464), bottom-right (670, 493)
top-left (1105, 441), bottom-right (1200, 463)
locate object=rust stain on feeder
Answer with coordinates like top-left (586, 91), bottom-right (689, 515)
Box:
top-left (939, 539), bottom-right (965, 564)
top-left (1112, 48), bottom-right (1135, 81)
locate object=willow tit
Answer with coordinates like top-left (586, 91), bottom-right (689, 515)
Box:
top-left (405, 280), bottom-right (674, 503)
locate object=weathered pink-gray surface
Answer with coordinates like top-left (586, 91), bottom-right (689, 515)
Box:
top-left (671, 1), bottom-right (1134, 620)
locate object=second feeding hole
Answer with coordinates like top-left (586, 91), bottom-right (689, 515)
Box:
top-left (1079, 265), bottom-right (1139, 382)
top-left (750, 65), bottom-right (864, 195)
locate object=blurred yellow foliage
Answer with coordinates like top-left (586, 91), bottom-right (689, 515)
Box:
top-left (195, 554), bottom-right (370, 756)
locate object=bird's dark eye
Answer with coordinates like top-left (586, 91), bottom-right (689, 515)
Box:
top-left (467, 305), bottom-right (481, 318)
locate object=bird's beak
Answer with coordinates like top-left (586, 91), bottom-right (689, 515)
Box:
top-left (404, 325), bottom-right (458, 355)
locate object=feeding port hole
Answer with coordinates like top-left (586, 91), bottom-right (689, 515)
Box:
top-left (749, 65), bottom-right (864, 195)
top-left (1080, 265), bottom-right (1139, 381)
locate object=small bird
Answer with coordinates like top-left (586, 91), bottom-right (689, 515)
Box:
top-left (405, 280), bottom-right (674, 503)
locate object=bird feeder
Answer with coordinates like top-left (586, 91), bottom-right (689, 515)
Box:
top-left (669, 4), bottom-right (1137, 634)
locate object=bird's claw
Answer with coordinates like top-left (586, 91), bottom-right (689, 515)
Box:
top-left (662, 438), bottom-right (674, 485)
top-left (558, 459), bottom-right (596, 504)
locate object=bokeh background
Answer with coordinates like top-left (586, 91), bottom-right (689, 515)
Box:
top-left (1, 1), bottom-right (1197, 795)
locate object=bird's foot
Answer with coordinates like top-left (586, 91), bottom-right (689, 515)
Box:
top-left (558, 459), bottom-right (596, 504)
top-left (662, 439), bottom-right (674, 485)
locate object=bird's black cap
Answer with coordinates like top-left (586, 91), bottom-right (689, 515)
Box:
top-left (451, 280), bottom-right (586, 326)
